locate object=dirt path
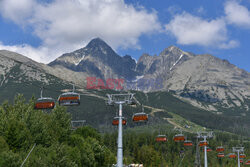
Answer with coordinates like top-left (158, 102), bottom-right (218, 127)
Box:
top-left (143, 105), bottom-right (192, 132)
top-left (144, 105), bottom-right (164, 116)
top-left (78, 91), bottom-right (194, 133)
top-left (165, 118), bottom-right (192, 133)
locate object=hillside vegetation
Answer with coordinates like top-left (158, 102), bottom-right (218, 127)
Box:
top-left (0, 95), bottom-right (249, 166)
top-left (0, 95), bottom-right (115, 166)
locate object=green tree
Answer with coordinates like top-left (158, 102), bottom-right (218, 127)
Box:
top-left (137, 145), bottom-right (161, 167)
top-left (4, 118), bottom-right (32, 152)
top-left (0, 150), bottom-right (21, 167)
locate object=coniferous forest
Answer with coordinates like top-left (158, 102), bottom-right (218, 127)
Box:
top-left (0, 95), bottom-right (249, 167)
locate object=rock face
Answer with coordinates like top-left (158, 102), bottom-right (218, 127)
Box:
top-left (0, 50), bottom-right (88, 87)
top-left (0, 50), bottom-right (49, 84)
top-left (134, 46), bottom-right (195, 91)
top-left (136, 46), bottom-right (193, 76)
top-left (49, 38), bottom-right (137, 80)
top-left (1, 38), bottom-right (249, 112)
top-left (48, 38), bottom-right (250, 111)
top-left (0, 50), bottom-right (74, 105)
top-left (135, 46), bottom-right (250, 111)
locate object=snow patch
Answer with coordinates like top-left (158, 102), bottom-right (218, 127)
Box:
top-left (101, 47), bottom-right (107, 54)
top-left (132, 57), bottom-right (137, 64)
top-left (74, 55), bottom-right (85, 65)
top-left (169, 46), bottom-right (174, 52)
top-left (132, 75), bottom-right (144, 82)
top-left (170, 54), bottom-right (183, 71)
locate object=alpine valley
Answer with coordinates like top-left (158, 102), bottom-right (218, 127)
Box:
top-left (0, 38), bottom-right (250, 136)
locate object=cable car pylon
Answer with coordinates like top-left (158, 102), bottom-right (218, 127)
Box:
top-left (197, 131), bottom-right (213, 167)
top-left (106, 93), bottom-right (135, 167)
top-left (195, 137), bottom-right (201, 167)
top-left (232, 147), bottom-right (244, 167)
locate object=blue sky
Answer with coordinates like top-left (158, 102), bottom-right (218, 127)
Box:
top-left (0, 0), bottom-right (250, 72)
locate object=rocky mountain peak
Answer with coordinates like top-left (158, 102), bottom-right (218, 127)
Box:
top-left (160, 45), bottom-right (183, 57)
top-left (49, 37), bottom-right (115, 66)
top-left (86, 37), bottom-right (112, 51)
top-left (136, 46), bottom-right (189, 76)
top-left (138, 53), bottom-right (152, 62)
top-left (1, 38), bottom-right (250, 114)
top-left (167, 45), bottom-right (180, 51)
top-left (123, 55), bottom-right (136, 64)
top-left (122, 55), bottom-right (136, 70)
top-left (48, 37), bottom-right (138, 80)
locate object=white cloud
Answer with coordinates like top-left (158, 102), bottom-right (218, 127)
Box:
top-left (0, 0), bottom-right (161, 63)
top-left (0, 0), bottom-right (35, 25)
top-left (225, 1), bottom-right (250, 27)
top-left (165, 12), bottom-right (238, 49)
top-left (0, 42), bottom-right (67, 63)
top-left (167, 5), bottom-right (181, 15)
top-left (197, 7), bottom-right (206, 15)
top-left (219, 40), bottom-right (239, 49)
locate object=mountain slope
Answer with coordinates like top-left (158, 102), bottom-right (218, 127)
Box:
top-left (0, 50), bottom-right (70, 103)
top-left (167, 54), bottom-right (250, 111)
top-left (132, 46), bottom-right (250, 112)
top-left (49, 38), bottom-right (137, 80)
top-left (0, 40), bottom-right (250, 136)
top-left (47, 38), bottom-right (250, 113)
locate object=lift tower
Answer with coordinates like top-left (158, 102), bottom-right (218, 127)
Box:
top-left (197, 131), bottom-right (213, 167)
top-left (233, 147), bottom-right (244, 167)
top-left (107, 93), bottom-right (135, 167)
top-left (195, 137), bottom-right (201, 167)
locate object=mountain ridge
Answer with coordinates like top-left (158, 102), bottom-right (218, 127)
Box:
top-left (0, 41), bottom-right (250, 136)
top-left (49, 38), bottom-right (138, 80)
top-left (1, 38), bottom-right (249, 113)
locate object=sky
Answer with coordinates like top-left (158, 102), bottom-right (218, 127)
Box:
top-left (0, 0), bottom-right (249, 72)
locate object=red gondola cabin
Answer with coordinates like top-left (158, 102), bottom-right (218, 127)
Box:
top-left (112, 117), bottom-right (127, 126)
top-left (58, 92), bottom-right (80, 106)
top-left (173, 134), bottom-right (185, 142)
top-left (35, 97), bottom-right (55, 110)
top-left (228, 153), bottom-right (237, 158)
top-left (216, 146), bottom-right (224, 152)
top-left (132, 113), bottom-right (148, 122)
top-left (199, 141), bottom-right (208, 147)
top-left (184, 140), bottom-right (193, 146)
top-left (240, 154), bottom-right (246, 159)
top-left (217, 153), bottom-right (225, 158)
top-left (155, 135), bottom-right (167, 142)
